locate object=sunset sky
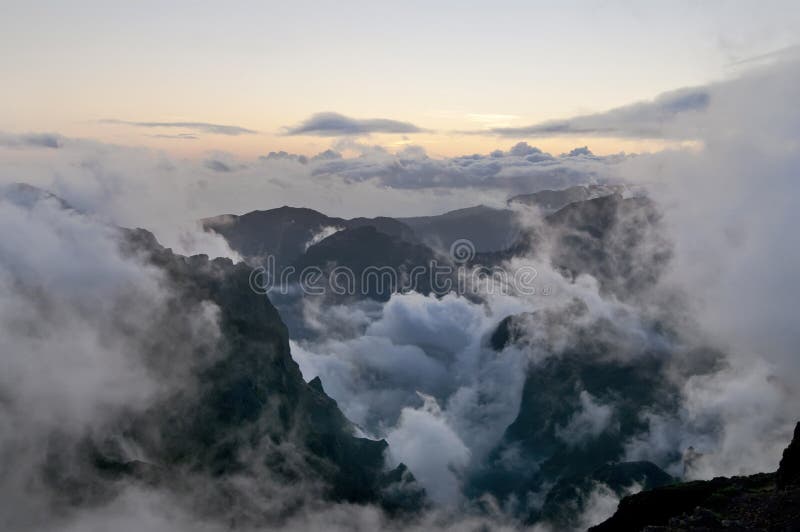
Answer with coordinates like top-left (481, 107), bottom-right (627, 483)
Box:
top-left (3, 0), bottom-right (798, 159)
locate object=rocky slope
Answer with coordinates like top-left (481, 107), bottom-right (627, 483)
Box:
top-left (471, 298), bottom-right (717, 529)
top-left (591, 422), bottom-right (800, 531)
top-left (34, 218), bottom-right (424, 523)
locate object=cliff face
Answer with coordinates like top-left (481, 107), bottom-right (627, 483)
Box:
top-left (467, 299), bottom-right (698, 529)
top-left (43, 227), bottom-right (424, 521)
top-left (591, 422), bottom-right (800, 532)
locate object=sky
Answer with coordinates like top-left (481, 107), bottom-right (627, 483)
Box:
top-left (2, 0), bottom-right (799, 158)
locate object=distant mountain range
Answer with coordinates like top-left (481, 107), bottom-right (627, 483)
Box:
top-left (199, 185), bottom-right (638, 304)
top-left (201, 206), bottom-right (416, 267)
top-left (201, 184), bottom-right (633, 271)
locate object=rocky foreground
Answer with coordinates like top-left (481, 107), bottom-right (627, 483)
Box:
top-left (591, 423), bottom-right (800, 531)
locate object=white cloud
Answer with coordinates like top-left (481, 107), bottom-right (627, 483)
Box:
top-left (555, 391), bottom-right (617, 447)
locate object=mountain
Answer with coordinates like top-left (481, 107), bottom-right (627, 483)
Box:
top-left (201, 206), bottom-right (454, 302)
top-left (201, 190), bottom-right (662, 304)
top-left (201, 184), bottom-right (634, 267)
top-left (473, 193), bottom-right (670, 301)
top-left (201, 206), bottom-right (417, 266)
top-left (292, 225), bottom-right (443, 301)
top-left (591, 422), bottom-right (800, 531)
top-left (37, 221), bottom-right (424, 521)
top-left (546, 193), bottom-right (670, 297)
top-left (508, 184), bottom-right (625, 213)
top-left (474, 304), bottom-right (673, 522)
top-left (540, 461), bottom-right (675, 528)
top-left (471, 299), bottom-right (723, 528)
top-left (203, 203), bottom-right (520, 269)
top-left (398, 204), bottom-right (520, 253)
top-left (1, 182), bottom-right (74, 210)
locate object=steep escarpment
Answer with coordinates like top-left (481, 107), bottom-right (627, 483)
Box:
top-left (43, 226), bottom-right (424, 521)
top-left (471, 300), bottom-right (695, 528)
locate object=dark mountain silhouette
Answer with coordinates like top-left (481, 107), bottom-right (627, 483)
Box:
top-left (1, 182), bottom-right (74, 211)
top-left (541, 461), bottom-right (674, 528)
top-left (546, 193), bottom-right (671, 297)
top-left (398, 204), bottom-right (520, 252)
top-left (591, 422), bottom-right (800, 531)
top-left (201, 206), bottom-right (461, 302)
top-left (477, 193), bottom-right (671, 300)
top-left (508, 184), bottom-right (624, 213)
top-left (201, 189), bottom-right (663, 305)
top-left (292, 225), bottom-right (444, 301)
top-left (201, 184), bottom-right (635, 269)
top-left (201, 206), bottom-right (417, 266)
top-left (472, 300), bottom-right (722, 528)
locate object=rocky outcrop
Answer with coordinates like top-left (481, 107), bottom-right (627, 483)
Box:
top-left (591, 422), bottom-right (800, 531)
top-left (777, 422), bottom-right (800, 489)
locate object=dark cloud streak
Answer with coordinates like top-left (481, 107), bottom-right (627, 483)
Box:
top-left (0, 132), bottom-right (64, 149)
top-left (486, 87), bottom-right (711, 139)
top-left (285, 112), bottom-right (426, 136)
top-left (100, 119), bottom-right (257, 136)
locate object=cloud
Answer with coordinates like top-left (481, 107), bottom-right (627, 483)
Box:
top-left (615, 53), bottom-right (800, 479)
top-left (0, 192), bottom-right (229, 529)
top-left (386, 393), bottom-right (471, 506)
top-left (284, 112), bottom-right (425, 136)
top-left (562, 146), bottom-right (594, 158)
top-left (100, 119), bottom-right (257, 136)
top-left (555, 391), bottom-right (617, 447)
top-left (204, 159), bottom-right (235, 172)
top-left (289, 289), bottom-right (535, 501)
top-left (282, 55), bottom-right (800, 521)
top-left (0, 129), bottom-right (617, 244)
top-left (148, 133), bottom-right (198, 140)
top-left (287, 258), bottom-right (645, 506)
top-left (308, 143), bottom-right (624, 192)
top-left (726, 44), bottom-right (800, 67)
top-left (487, 87), bottom-right (710, 139)
top-left (0, 132), bottom-right (64, 148)
top-left (574, 482), bottom-right (642, 532)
